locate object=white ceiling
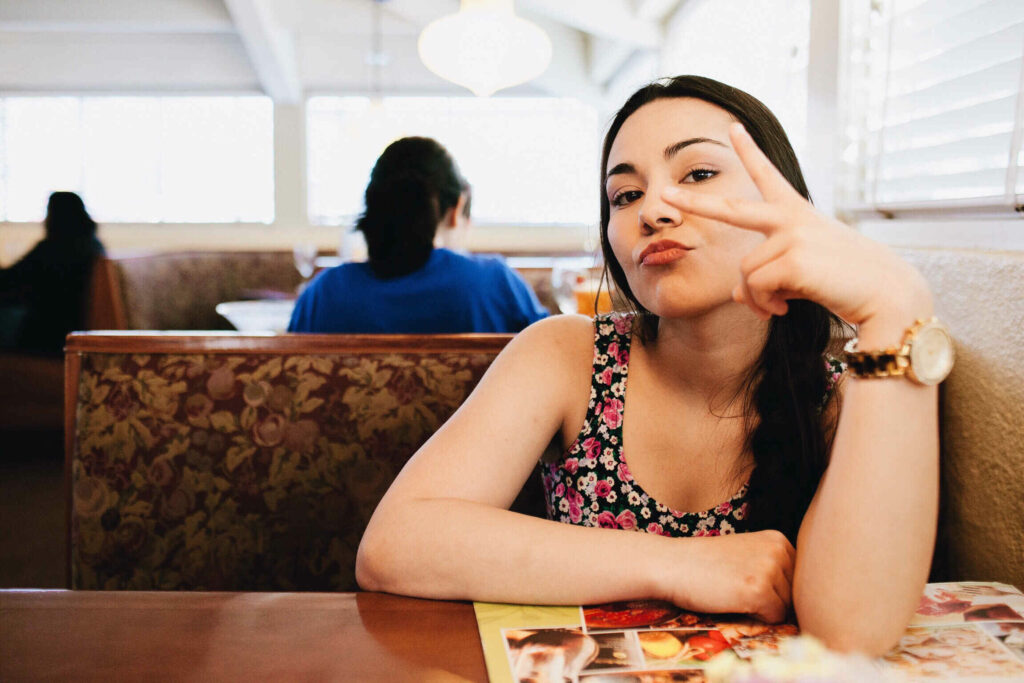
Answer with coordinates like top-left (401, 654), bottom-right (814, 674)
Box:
top-left (0, 0), bottom-right (682, 103)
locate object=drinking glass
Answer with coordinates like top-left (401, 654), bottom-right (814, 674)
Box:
top-left (551, 262), bottom-right (588, 315)
top-left (293, 243), bottom-right (318, 280)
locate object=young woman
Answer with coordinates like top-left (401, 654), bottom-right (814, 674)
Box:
top-left (356, 77), bottom-right (950, 655)
top-left (288, 136), bottom-right (548, 334)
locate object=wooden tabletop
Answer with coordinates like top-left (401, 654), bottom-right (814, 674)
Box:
top-left (0, 590), bottom-right (488, 682)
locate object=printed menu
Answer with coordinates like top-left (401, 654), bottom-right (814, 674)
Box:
top-left (475, 581), bottom-right (1024, 682)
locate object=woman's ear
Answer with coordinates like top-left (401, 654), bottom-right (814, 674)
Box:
top-left (444, 193), bottom-right (468, 230)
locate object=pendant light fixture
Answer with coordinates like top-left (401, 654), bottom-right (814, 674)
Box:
top-left (418, 0), bottom-right (552, 97)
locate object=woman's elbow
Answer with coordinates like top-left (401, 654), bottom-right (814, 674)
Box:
top-left (801, 618), bottom-right (904, 658)
top-left (355, 528), bottom-right (390, 593)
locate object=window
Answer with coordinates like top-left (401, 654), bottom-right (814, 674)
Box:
top-left (0, 96), bottom-right (274, 223)
top-left (306, 96), bottom-right (600, 226)
top-left (838, 0), bottom-right (1024, 217)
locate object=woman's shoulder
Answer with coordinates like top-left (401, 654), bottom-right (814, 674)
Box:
top-left (512, 313), bottom-right (595, 350)
top-left (498, 314), bottom-right (596, 374)
top-left (515, 313), bottom-right (635, 352)
top-left (491, 314), bottom-right (596, 420)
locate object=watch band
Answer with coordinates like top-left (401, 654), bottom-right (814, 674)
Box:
top-left (844, 317), bottom-right (954, 384)
top-left (842, 338), bottom-right (908, 379)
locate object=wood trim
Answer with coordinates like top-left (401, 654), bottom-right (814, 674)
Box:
top-left (83, 257), bottom-right (119, 330)
top-left (63, 349), bottom-right (81, 590)
top-left (64, 332), bottom-right (516, 355)
top-left (105, 259), bottom-right (128, 330)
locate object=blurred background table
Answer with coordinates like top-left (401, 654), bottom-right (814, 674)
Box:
top-left (0, 590), bottom-right (486, 682)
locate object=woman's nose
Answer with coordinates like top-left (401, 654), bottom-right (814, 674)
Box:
top-left (638, 187), bottom-right (683, 231)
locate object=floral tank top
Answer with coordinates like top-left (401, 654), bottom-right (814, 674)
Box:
top-left (541, 312), bottom-right (845, 538)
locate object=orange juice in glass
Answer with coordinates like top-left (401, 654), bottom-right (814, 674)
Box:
top-left (573, 281), bottom-right (613, 317)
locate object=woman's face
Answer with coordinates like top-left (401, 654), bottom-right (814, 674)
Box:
top-left (605, 97), bottom-right (768, 320)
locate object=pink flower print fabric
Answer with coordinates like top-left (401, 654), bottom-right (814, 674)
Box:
top-left (542, 313), bottom-right (753, 537)
top-left (541, 313), bottom-right (847, 538)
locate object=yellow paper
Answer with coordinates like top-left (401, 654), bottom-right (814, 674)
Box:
top-left (473, 602), bottom-right (582, 683)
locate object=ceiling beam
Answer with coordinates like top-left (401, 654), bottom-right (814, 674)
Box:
top-left (518, 0), bottom-right (661, 49)
top-left (223, 0), bottom-right (301, 103)
top-left (0, 0), bottom-right (234, 33)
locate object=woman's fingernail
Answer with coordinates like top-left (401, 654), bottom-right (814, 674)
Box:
top-left (663, 186), bottom-right (679, 198)
top-left (731, 122), bottom-right (748, 137)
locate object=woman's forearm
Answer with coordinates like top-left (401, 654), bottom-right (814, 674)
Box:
top-left (357, 498), bottom-right (671, 605)
top-left (794, 317), bottom-right (940, 654)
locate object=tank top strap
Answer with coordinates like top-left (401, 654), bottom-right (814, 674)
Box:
top-left (590, 312), bottom-right (634, 402)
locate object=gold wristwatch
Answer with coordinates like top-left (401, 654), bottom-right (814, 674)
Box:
top-left (843, 317), bottom-right (955, 385)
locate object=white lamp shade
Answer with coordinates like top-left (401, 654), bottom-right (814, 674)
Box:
top-left (418, 1), bottom-right (553, 97)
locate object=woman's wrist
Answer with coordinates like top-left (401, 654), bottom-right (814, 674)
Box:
top-left (642, 534), bottom-right (699, 606)
top-left (856, 277), bottom-right (934, 349)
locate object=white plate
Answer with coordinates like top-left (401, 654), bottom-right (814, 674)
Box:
top-left (216, 300), bottom-right (295, 333)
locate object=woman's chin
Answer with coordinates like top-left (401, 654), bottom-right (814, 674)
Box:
top-left (638, 290), bottom-right (730, 320)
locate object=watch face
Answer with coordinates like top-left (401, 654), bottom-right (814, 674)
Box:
top-left (909, 323), bottom-right (955, 385)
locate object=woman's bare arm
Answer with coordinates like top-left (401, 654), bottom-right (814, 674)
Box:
top-left (356, 314), bottom-right (795, 621)
top-left (794, 305), bottom-right (939, 655)
top-left (356, 315), bottom-right (671, 603)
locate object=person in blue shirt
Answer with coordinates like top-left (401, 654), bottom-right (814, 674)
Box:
top-left (288, 136), bottom-right (549, 334)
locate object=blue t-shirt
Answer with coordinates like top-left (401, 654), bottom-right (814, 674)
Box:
top-left (287, 248), bottom-right (549, 334)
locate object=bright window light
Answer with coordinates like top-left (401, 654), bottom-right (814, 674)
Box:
top-left (307, 96), bottom-right (600, 227)
top-left (0, 96), bottom-right (274, 223)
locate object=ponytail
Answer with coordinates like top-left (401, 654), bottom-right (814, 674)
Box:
top-left (356, 137), bottom-right (466, 280)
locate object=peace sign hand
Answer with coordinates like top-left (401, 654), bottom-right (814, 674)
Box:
top-left (660, 123), bottom-right (932, 336)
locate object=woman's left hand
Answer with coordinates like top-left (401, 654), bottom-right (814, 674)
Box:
top-left (661, 122), bottom-right (932, 336)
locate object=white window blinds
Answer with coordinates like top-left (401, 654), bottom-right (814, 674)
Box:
top-left (839, 0), bottom-right (1024, 217)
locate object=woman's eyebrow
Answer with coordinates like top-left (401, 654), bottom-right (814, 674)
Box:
top-left (606, 137), bottom-right (728, 181)
top-left (663, 137), bottom-right (727, 160)
top-left (605, 162), bottom-right (636, 180)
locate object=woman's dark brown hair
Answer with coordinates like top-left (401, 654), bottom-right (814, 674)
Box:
top-left (357, 136), bottom-right (469, 279)
top-left (599, 75), bottom-right (849, 542)
top-left (45, 191), bottom-right (97, 240)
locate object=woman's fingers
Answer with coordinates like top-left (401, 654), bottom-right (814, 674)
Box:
top-left (766, 532), bottom-right (795, 615)
top-left (734, 279), bottom-right (774, 320)
top-left (728, 123), bottom-right (803, 205)
top-left (772, 571), bottom-right (793, 619)
top-left (737, 234), bottom-right (794, 316)
top-left (733, 281), bottom-right (788, 319)
top-left (662, 187), bottom-right (783, 234)
top-left (772, 531), bottom-right (797, 586)
top-left (743, 249), bottom-right (808, 317)
top-left (752, 575), bottom-right (790, 624)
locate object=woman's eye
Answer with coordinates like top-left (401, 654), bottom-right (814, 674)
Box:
top-left (611, 190), bottom-right (642, 207)
top-left (683, 168), bottom-right (718, 183)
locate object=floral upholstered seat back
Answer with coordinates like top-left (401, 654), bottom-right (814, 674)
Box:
top-left (70, 346), bottom-right (534, 590)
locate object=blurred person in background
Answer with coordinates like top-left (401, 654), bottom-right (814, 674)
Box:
top-left (0, 191), bottom-right (105, 356)
top-left (287, 136), bottom-right (548, 334)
